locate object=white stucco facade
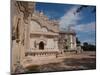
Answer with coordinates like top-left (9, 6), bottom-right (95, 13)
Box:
top-left (28, 19), bottom-right (59, 52)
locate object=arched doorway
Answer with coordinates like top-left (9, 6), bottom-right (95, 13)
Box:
top-left (39, 41), bottom-right (44, 50)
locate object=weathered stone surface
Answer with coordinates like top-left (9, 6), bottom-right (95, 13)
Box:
top-left (11, 0), bottom-right (35, 73)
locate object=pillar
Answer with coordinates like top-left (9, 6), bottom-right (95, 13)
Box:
top-left (70, 35), bottom-right (73, 49)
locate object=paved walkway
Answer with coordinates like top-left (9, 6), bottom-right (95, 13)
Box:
top-left (22, 51), bottom-right (96, 68)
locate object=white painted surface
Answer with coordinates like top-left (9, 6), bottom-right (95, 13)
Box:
top-left (45, 38), bottom-right (54, 49)
top-left (30, 20), bottom-right (41, 32)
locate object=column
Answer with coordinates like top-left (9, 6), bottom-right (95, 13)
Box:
top-left (73, 35), bottom-right (76, 49)
top-left (54, 37), bottom-right (58, 50)
top-left (70, 35), bottom-right (73, 49)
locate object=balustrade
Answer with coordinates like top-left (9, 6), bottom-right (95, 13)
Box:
top-left (25, 50), bottom-right (59, 57)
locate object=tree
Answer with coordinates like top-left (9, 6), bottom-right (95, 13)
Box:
top-left (83, 42), bottom-right (88, 46)
top-left (76, 37), bottom-right (81, 46)
top-left (82, 42), bottom-right (96, 51)
top-left (75, 5), bottom-right (96, 14)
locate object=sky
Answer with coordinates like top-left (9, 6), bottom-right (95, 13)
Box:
top-left (35, 2), bottom-right (96, 45)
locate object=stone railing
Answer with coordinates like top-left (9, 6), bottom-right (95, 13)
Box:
top-left (25, 50), bottom-right (60, 57)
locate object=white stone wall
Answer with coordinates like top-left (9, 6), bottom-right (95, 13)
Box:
top-left (29, 37), bottom-right (58, 50)
top-left (29, 38), bottom-right (35, 50)
top-left (30, 21), bottom-right (41, 32)
top-left (70, 35), bottom-right (76, 50)
top-left (73, 36), bottom-right (76, 49)
top-left (30, 20), bottom-right (48, 33)
top-left (45, 38), bottom-right (54, 49)
top-left (29, 20), bottom-right (59, 51)
top-left (54, 40), bottom-right (59, 49)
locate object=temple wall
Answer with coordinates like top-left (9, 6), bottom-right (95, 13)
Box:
top-left (29, 37), bottom-right (58, 50)
top-left (45, 38), bottom-right (55, 49)
top-left (11, 0), bottom-right (35, 73)
top-left (70, 35), bottom-right (76, 50)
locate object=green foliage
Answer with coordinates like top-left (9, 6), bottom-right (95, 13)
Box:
top-left (76, 37), bottom-right (81, 46)
top-left (82, 42), bottom-right (96, 51)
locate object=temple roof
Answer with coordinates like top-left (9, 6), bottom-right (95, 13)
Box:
top-left (59, 30), bottom-right (76, 35)
top-left (31, 11), bottom-right (59, 33)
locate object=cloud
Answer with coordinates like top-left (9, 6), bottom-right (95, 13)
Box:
top-left (82, 39), bottom-right (96, 45)
top-left (73, 22), bottom-right (96, 45)
top-left (72, 22), bottom-right (96, 32)
top-left (59, 6), bottom-right (81, 31)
